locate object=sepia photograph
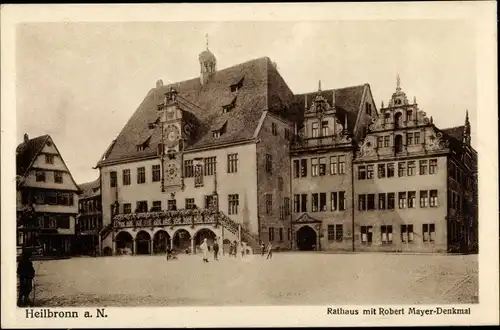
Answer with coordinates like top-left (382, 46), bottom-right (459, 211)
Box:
top-left (1, 2), bottom-right (498, 328)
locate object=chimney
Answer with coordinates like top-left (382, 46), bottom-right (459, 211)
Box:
top-left (23, 133), bottom-right (29, 143)
top-left (305, 95), bottom-right (308, 109)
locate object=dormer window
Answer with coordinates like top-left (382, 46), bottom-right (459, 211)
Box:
top-left (148, 117), bottom-right (160, 129)
top-left (212, 121), bottom-right (227, 138)
top-left (136, 136), bottom-right (151, 152)
top-left (365, 102), bottom-right (372, 116)
top-left (230, 77), bottom-right (244, 93)
top-left (222, 97), bottom-right (236, 113)
top-left (213, 131), bottom-right (221, 138)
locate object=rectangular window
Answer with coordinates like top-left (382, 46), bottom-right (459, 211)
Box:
top-left (300, 159), bottom-right (308, 177)
top-left (367, 194), bottom-right (375, 210)
top-left (185, 198), bottom-right (195, 209)
top-left (54, 171), bottom-right (63, 183)
top-left (227, 153), bottom-right (238, 173)
top-left (335, 224), bottom-right (343, 242)
top-left (361, 226), bottom-right (373, 244)
top-left (406, 132), bottom-right (413, 145)
top-left (401, 224), bottom-right (414, 243)
top-left (419, 160), bottom-right (428, 175)
top-left (312, 193), bottom-right (319, 212)
top-left (358, 165), bottom-right (366, 180)
top-left (378, 193), bottom-right (386, 210)
top-left (137, 167), bottom-right (146, 184)
top-left (45, 154), bottom-right (54, 164)
top-left (265, 154), bottom-right (273, 174)
top-left (319, 157), bottom-right (326, 176)
top-left (387, 193), bottom-right (395, 210)
top-left (377, 136), bottom-right (383, 149)
top-left (367, 165), bottom-right (374, 179)
top-left (338, 191), bottom-right (345, 211)
top-left (311, 122), bottom-right (319, 138)
top-left (330, 192), bottom-right (338, 211)
top-left (319, 193), bottom-right (327, 212)
top-left (419, 190), bottom-right (428, 208)
top-left (167, 200), bottom-right (177, 211)
top-left (330, 156), bottom-right (337, 175)
top-left (398, 162), bottom-right (406, 177)
top-left (109, 171), bottom-right (117, 187)
top-left (123, 203), bottom-right (132, 214)
top-left (387, 163), bottom-right (395, 177)
top-left (414, 132), bottom-right (420, 144)
top-left (300, 194), bottom-right (308, 212)
top-left (358, 194), bottom-right (367, 211)
top-left (321, 121), bottom-right (329, 136)
top-left (294, 194), bottom-right (300, 213)
top-left (381, 225), bottom-right (393, 244)
top-left (136, 201), bottom-right (148, 213)
top-left (366, 102), bottom-right (372, 115)
top-left (423, 224), bottom-right (435, 242)
top-left (378, 164), bottom-right (386, 178)
top-left (408, 191), bottom-right (416, 208)
top-left (184, 160), bottom-right (194, 178)
top-left (288, 228), bottom-right (291, 241)
top-left (123, 169), bottom-right (131, 185)
top-left (279, 228), bottom-right (283, 242)
top-left (151, 201), bottom-right (162, 212)
top-left (285, 128), bottom-right (290, 140)
top-left (430, 190), bottom-right (438, 207)
top-left (228, 194), bottom-right (239, 215)
top-left (58, 216), bottom-right (70, 229)
top-left (204, 157), bottom-right (217, 176)
top-left (311, 158), bottom-right (318, 177)
top-left (268, 227), bottom-right (275, 242)
top-left (284, 197), bottom-right (290, 216)
top-left (152, 165), bottom-right (161, 182)
top-left (265, 194), bottom-right (273, 215)
top-left (429, 159), bottom-right (437, 174)
top-left (384, 136), bottom-right (390, 147)
top-left (327, 225), bottom-right (335, 241)
top-left (293, 160), bottom-right (300, 178)
top-left (272, 123), bottom-right (278, 136)
top-left (398, 192), bottom-right (407, 209)
top-left (338, 155), bottom-right (346, 174)
top-left (407, 161), bottom-right (416, 176)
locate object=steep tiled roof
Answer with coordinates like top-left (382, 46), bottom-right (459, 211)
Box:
top-left (78, 178), bottom-right (101, 199)
top-left (16, 135), bottom-right (50, 176)
top-left (98, 57), bottom-right (294, 166)
top-left (442, 125), bottom-right (465, 143)
top-left (294, 85), bottom-right (367, 134)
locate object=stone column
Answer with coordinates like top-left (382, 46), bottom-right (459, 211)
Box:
top-left (132, 239), bottom-right (136, 255)
top-left (170, 237), bottom-right (174, 250)
top-left (191, 237), bottom-right (195, 254)
top-left (221, 226), bottom-right (225, 256)
top-left (150, 239), bottom-right (154, 255)
top-left (112, 239), bottom-right (116, 255)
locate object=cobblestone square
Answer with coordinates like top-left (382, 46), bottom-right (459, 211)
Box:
top-left (30, 253), bottom-right (478, 306)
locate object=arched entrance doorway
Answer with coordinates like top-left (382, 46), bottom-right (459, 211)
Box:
top-left (194, 228), bottom-right (216, 253)
top-left (135, 231), bottom-right (151, 255)
top-left (296, 226), bottom-right (317, 251)
top-left (115, 231), bottom-right (133, 255)
top-left (153, 230), bottom-right (170, 254)
top-left (173, 229), bottom-right (191, 252)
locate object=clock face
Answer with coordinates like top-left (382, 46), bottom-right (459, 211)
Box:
top-left (165, 125), bottom-right (180, 148)
top-left (166, 162), bottom-right (179, 181)
top-left (166, 106), bottom-right (176, 120)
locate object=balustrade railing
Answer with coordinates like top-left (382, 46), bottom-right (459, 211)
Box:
top-left (112, 209), bottom-right (219, 229)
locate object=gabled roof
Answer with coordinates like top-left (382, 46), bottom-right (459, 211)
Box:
top-left (98, 57), bottom-right (295, 166)
top-left (442, 125), bottom-right (465, 143)
top-left (294, 84), bottom-right (367, 135)
top-left (16, 135), bottom-right (50, 177)
top-left (78, 178), bottom-right (101, 199)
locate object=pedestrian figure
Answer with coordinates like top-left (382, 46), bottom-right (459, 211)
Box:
top-left (17, 250), bottom-right (35, 307)
top-left (200, 238), bottom-right (209, 263)
top-left (232, 240), bottom-right (238, 257)
top-left (240, 242), bottom-right (245, 258)
top-left (213, 240), bottom-right (219, 261)
top-left (266, 242), bottom-right (273, 259)
top-left (260, 242), bottom-right (265, 257)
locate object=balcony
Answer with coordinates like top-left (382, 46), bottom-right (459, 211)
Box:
top-left (112, 209), bottom-right (219, 229)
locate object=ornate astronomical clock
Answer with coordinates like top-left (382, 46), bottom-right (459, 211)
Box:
top-left (159, 88), bottom-right (184, 192)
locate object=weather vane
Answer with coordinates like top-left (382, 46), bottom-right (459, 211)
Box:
top-left (205, 33), bottom-right (209, 50)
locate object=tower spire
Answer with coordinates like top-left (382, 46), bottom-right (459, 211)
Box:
top-left (318, 80), bottom-right (322, 92)
top-left (205, 33), bottom-right (209, 50)
top-left (396, 74), bottom-right (401, 92)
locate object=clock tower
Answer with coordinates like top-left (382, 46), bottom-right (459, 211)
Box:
top-left (158, 87), bottom-right (184, 192)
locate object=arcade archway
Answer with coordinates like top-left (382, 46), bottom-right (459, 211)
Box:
top-left (153, 230), bottom-right (170, 254)
top-left (173, 229), bottom-right (191, 252)
top-left (115, 231), bottom-right (133, 255)
top-left (194, 228), bottom-right (217, 249)
top-left (135, 231), bottom-right (151, 255)
top-left (296, 226), bottom-right (317, 251)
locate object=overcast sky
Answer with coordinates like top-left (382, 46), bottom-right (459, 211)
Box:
top-left (16, 20), bottom-right (477, 184)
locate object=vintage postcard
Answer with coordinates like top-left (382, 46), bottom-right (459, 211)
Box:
top-left (1, 2), bottom-right (498, 328)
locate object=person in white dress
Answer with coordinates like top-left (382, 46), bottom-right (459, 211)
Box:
top-left (200, 238), bottom-right (209, 263)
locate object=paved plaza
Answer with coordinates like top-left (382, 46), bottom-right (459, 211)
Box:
top-left (30, 253), bottom-right (478, 306)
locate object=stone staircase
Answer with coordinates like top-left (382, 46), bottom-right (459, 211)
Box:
top-left (218, 212), bottom-right (260, 253)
